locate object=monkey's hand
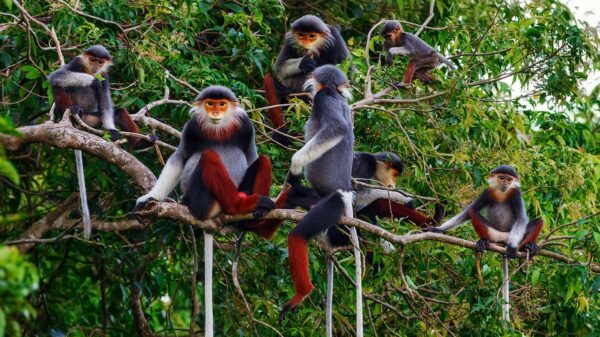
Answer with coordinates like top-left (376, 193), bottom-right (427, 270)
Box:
top-left (133, 195), bottom-right (157, 223)
top-left (299, 56), bottom-right (317, 74)
top-left (506, 244), bottom-right (518, 259)
top-left (109, 129), bottom-right (122, 141)
top-left (523, 242), bottom-right (539, 258)
top-left (422, 226), bottom-right (444, 233)
top-left (252, 196), bottom-right (275, 219)
top-left (385, 52), bottom-right (394, 66)
top-left (475, 239), bottom-right (490, 253)
top-left (285, 170), bottom-right (303, 188)
top-left (69, 104), bottom-right (84, 115)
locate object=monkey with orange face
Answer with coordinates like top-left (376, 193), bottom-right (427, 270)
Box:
top-left (263, 15), bottom-right (350, 144)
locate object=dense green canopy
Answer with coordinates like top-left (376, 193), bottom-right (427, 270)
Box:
top-left (0, 0), bottom-right (598, 336)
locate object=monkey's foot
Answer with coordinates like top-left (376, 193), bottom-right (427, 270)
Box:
top-left (109, 129), bottom-right (122, 141)
top-left (69, 104), bottom-right (84, 115)
top-left (279, 303), bottom-right (298, 325)
top-left (506, 245), bottom-right (518, 259)
top-left (433, 203), bottom-right (446, 224)
top-left (422, 226), bottom-right (443, 233)
top-left (133, 134), bottom-right (160, 152)
top-left (252, 196), bottom-right (275, 219)
top-left (523, 242), bottom-right (539, 258)
top-left (475, 239), bottom-right (490, 253)
top-left (392, 81), bottom-right (411, 89)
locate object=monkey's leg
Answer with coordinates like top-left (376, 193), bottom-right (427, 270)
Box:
top-left (398, 59), bottom-right (416, 87)
top-left (413, 55), bottom-right (439, 84)
top-left (198, 150), bottom-right (272, 216)
top-left (280, 191), bottom-right (346, 324)
top-left (520, 218), bottom-right (544, 257)
top-left (357, 199), bottom-right (438, 227)
top-left (467, 209), bottom-right (493, 253)
top-left (263, 73), bottom-right (290, 145)
top-left (204, 231), bottom-right (214, 337)
top-left (237, 156), bottom-right (285, 240)
top-left (113, 108), bottom-right (156, 151)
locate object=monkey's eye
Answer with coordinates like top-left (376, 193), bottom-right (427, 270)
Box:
top-left (206, 102), bottom-right (214, 107)
top-left (308, 33), bottom-right (316, 39)
top-left (219, 102), bottom-right (226, 107)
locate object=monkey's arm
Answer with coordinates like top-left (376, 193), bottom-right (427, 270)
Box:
top-left (242, 116), bottom-right (259, 164)
top-left (289, 97), bottom-right (348, 175)
top-left (506, 192), bottom-right (530, 248)
top-left (48, 68), bottom-right (95, 88)
top-left (354, 189), bottom-right (413, 210)
top-left (96, 73), bottom-right (117, 131)
top-left (431, 191), bottom-right (490, 232)
top-left (51, 86), bottom-right (73, 113)
top-left (136, 149), bottom-right (184, 206)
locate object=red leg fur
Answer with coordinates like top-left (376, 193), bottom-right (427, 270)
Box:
top-left (52, 87), bottom-right (73, 112)
top-left (402, 59), bottom-right (416, 85)
top-left (521, 219), bottom-right (544, 246)
top-left (200, 150), bottom-right (260, 214)
top-left (114, 108), bottom-right (142, 149)
top-left (468, 209), bottom-right (490, 240)
top-left (370, 199), bottom-right (434, 227)
top-left (263, 73), bottom-right (284, 129)
top-left (246, 156), bottom-right (284, 240)
top-left (285, 233), bottom-right (314, 309)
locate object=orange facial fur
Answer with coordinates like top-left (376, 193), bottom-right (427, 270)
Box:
top-left (375, 161), bottom-right (399, 188)
top-left (488, 173), bottom-right (519, 202)
top-left (295, 31), bottom-right (319, 49)
top-left (82, 53), bottom-right (112, 75)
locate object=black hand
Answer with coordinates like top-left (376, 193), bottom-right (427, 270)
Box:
top-left (506, 245), bottom-right (518, 259)
top-left (386, 53), bottom-right (394, 66)
top-left (475, 239), bottom-right (490, 253)
top-left (133, 197), bottom-right (156, 223)
top-left (109, 129), bottom-right (122, 141)
top-left (253, 196), bottom-right (275, 219)
top-left (148, 134), bottom-right (160, 143)
top-left (279, 303), bottom-right (297, 325)
top-left (285, 171), bottom-right (302, 188)
top-left (523, 242), bottom-right (539, 258)
top-left (299, 56), bottom-right (317, 74)
top-left (70, 104), bottom-right (84, 115)
top-left (422, 226), bottom-right (444, 233)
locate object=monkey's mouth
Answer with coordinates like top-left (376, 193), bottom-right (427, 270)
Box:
top-left (500, 186), bottom-right (508, 192)
top-left (209, 118), bottom-right (222, 124)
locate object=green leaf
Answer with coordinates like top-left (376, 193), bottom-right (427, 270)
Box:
top-left (0, 158), bottom-right (19, 184)
top-left (3, 0), bottom-right (11, 10)
top-left (531, 269), bottom-right (541, 286)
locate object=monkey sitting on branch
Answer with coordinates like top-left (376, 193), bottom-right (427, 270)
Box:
top-left (424, 165), bottom-right (544, 259)
top-left (381, 20), bottom-right (456, 88)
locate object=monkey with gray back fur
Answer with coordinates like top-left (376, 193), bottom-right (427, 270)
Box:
top-left (279, 65), bottom-right (362, 333)
top-left (134, 86), bottom-right (281, 238)
top-left (48, 45), bottom-right (155, 151)
top-left (381, 20), bottom-right (456, 88)
top-left (424, 165), bottom-right (544, 259)
top-left (263, 15), bottom-right (349, 145)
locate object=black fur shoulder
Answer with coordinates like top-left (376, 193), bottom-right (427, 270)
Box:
top-left (352, 152), bottom-right (377, 179)
top-left (323, 24), bottom-right (349, 65)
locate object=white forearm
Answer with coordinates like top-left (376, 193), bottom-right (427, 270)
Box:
top-left (277, 58), bottom-right (303, 79)
top-left (141, 158), bottom-right (183, 201)
top-left (290, 135), bottom-right (343, 175)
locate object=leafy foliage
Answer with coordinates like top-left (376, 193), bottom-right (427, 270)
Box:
top-left (0, 0), bottom-right (598, 336)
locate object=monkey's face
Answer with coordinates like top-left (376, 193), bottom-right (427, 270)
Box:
top-left (295, 31), bottom-right (319, 49)
top-left (83, 54), bottom-right (112, 75)
top-left (489, 174), bottom-right (519, 193)
top-left (201, 99), bottom-right (233, 125)
top-left (382, 27), bottom-right (402, 46)
top-left (375, 161), bottom-right (400, 188)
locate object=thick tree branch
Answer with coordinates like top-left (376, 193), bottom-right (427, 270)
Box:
top-left (0, 120), bottom-right (156, 191)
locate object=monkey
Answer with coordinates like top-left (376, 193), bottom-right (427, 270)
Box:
top-left (133, 86), bottom-right (278, 337)
top-left (381, 20), bottom-right (456, 88)
top-left (277, 65), bottom-right (363, 337)
top-left (133, 85), bottom-right (276, 228)
top-left (284, 151), bottom-right (445, 230)
top-left (263, 15), bottom-right (349, 145)
top-left (48, 45), bottom-right (156, 151)
top-left (423, 165), bottom-right (544, 259)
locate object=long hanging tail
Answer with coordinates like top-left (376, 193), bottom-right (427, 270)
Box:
top-left (74, 150), bottom-right (92, 238)
top-left (439, 54), bottom-right (457, 70)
